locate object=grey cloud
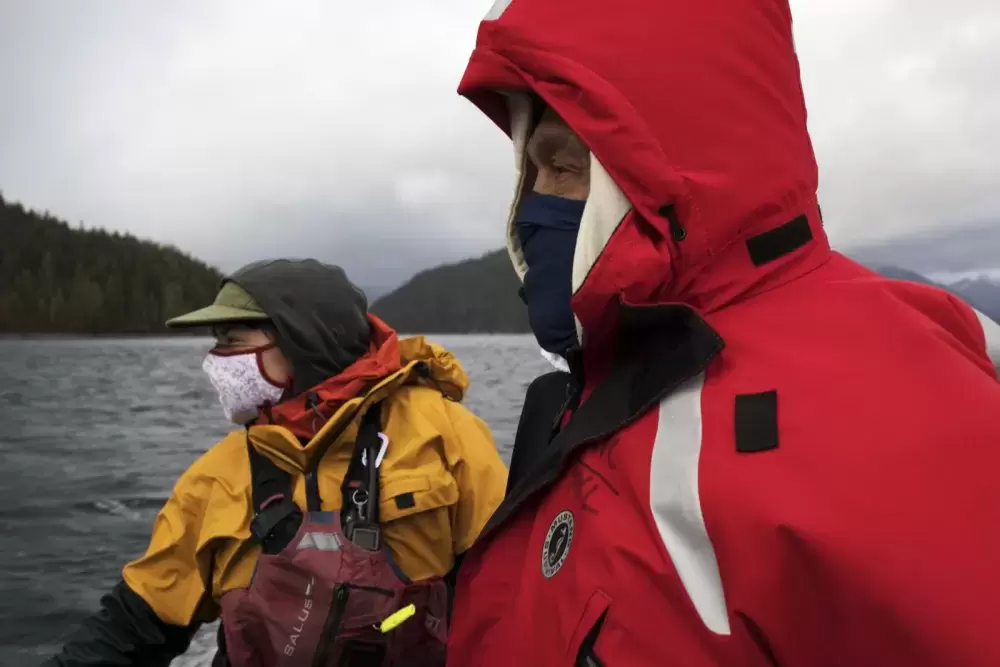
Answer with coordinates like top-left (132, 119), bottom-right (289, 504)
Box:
top-left (0, 0), bottom-right (997, 292)
top-left (793, 0), bottom-right (1000, 250)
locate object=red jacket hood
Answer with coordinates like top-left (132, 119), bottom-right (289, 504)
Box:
top-left (459, 0), bottom-right (829, 347)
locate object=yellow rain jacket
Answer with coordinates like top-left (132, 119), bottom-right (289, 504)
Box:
top-left (122, 337), bottom-right (507, 627)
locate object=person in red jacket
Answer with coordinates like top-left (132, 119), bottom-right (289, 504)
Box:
top-left (447, 0), bottom-right (1000, 665)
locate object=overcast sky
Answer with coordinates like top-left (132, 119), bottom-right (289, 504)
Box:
top-left (0, 0), bottom-right (997, 290)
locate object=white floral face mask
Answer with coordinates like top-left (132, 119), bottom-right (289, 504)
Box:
top-left (202, 344), bottom-right (288, 425)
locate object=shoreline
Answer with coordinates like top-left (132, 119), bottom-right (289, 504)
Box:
top-left (0, 331), bottom-right (534, 341)
top-left (0, 332), bottom-right (206, 341)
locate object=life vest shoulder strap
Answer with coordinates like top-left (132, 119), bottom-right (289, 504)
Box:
top-left (340, 401), bottom-right (386, 549)
top-left (244, 432), bottom-right (298, 545)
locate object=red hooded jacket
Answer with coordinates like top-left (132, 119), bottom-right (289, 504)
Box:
top-left (448, 1), bottom-right (1000, 665)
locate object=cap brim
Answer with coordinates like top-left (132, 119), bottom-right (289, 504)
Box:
top-left (165, 305), bottom-right (271, 329)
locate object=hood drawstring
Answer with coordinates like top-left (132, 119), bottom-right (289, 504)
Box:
top-left (306, 391), bottom-right (327, 435)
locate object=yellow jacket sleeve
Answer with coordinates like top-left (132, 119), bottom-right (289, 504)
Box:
top-left (441, 400), bottom-right (508, 554)
top-left (121, 435), bottom-right (254, 627)
top-left (122, 464), bottom-right (214, 626)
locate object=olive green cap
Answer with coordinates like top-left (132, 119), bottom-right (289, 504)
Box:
top-left (165, 281), bottom-right (270, 328)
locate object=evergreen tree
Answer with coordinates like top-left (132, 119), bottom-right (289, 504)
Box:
top-left (0, 193), bottom-right (223, 334)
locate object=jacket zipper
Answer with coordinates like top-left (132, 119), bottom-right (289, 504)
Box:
top-left (577, 651), bottom-right (605, 667)
top-left (550, 346), bottom-right (585, 434)
top-left (344, 583), bottom-right (394, 596)
top-left (312, 585), bottom-right (349, 667)
top-left (309, 584), bottom-right (394, 666)
top-left (480, 355), bottom-right (707, 544)
top-left (575, 611), bottom-right (607, 667)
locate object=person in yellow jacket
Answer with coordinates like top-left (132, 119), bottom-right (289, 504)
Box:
top-left (42, 258), bottom-right (508, 667)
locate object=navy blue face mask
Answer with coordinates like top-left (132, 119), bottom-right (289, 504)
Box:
top-left (515, 193), bottom-right (587, 357)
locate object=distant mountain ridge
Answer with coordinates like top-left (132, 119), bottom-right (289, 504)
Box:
top-left (947, 276), bottom-right (1000, 320)
top-left (847, 220), bottom-right (1000, 322)
top-left (0, 192), bottom-right (223, 334)
top-left (370, 249), bottom-right (528, 334)
top-left (846, 220), bottom-right (999, 275)
top-left (872, 265), bottom-right (999, 318)
top-left (373, 240), bottom-right (1000, 333)
top-left (4, 187), bottom-right (995, 335)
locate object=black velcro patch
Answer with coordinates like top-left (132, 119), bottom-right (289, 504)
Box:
top-left (394, 492), bottom-right (416, 510)
top-left (746, 215), bottom-right (813, 267)
top-left (734, 391), bottom-right (779, 453)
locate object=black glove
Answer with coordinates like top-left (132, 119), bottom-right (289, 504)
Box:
top-left (41, 581), bottom-right (198, 667)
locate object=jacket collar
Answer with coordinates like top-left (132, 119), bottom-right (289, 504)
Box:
top-left (479, 299), bottom-right (725, 543)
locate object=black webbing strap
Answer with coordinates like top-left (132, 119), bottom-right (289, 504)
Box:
top-left (245, 432), bottom-right (298, 545)
top-left (304, 400), bottom-right (385, 513)
top-left (305, 469), bottom-right (322, 512)
top-left (340, 401), bottom-right (385, 549)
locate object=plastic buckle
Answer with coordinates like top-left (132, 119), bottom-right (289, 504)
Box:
top-left (249, 517), bottom-right (269, 543)
top-left (350, 524), bottom-right (381, 551)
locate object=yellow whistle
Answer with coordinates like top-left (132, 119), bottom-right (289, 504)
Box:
top-left (379, 603), bottom-right (416, 633)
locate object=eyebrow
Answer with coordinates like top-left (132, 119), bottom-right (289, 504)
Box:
top-left (213, 326), bottom-right (243, 342)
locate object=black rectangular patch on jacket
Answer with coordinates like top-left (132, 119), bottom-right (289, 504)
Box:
top-left (394, 493), bottom-right (416, 510)
top-left (735, 391), bottom-right (779, 453)
top-left (746, 215), bottom-right (813, 266)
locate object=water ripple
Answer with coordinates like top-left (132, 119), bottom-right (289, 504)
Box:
top-left (0, 335), bottom-right (547, 665)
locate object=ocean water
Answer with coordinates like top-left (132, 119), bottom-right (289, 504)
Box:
top-left (0, 335), bottom-right (548, 666)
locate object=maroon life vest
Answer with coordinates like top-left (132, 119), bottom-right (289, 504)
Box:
top-left (218, 402), bottom-right (449, 667)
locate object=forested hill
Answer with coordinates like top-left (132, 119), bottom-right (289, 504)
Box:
top-left (371, 248), bottom-right (1000, 334)
top-left (0, 193), bottom-right (223, 334)
top-left (371, 249), bottom-right (529, 334)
